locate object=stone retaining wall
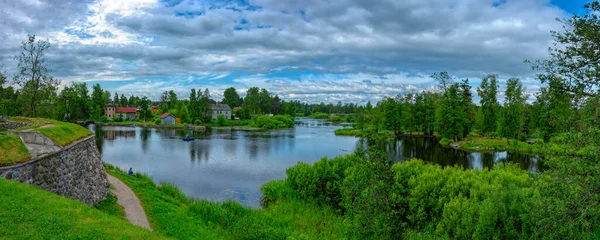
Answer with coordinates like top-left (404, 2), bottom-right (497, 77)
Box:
top-left (8, 130), bottom-right (60, 147)
top-left (0, 136), bottom-right (109, 205)
top-left (0, 121), bottom-right (29, 130)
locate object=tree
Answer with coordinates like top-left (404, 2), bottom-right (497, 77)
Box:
top-left (168, 90), bottom-right (178, 109)
top-left (438, 83), bottom-right (468, 141)
top-left (272, 95), bottom-right (282, 115)
top-left (202, 88), bottom-right (212, 120)
top-left (223, 87), bottom-right (242, 109)
top-left (382, 97), bottom-right (402, 135)
top-left (189, 89), bottom-right (198, 121)
top-left (113, 92), bottom-right (119, 105)
top-left (500, 78), bottom-right (527, 141)
top-left (459, 79), bottom-right (474, 138)
top-left (120, 94), bottom-right (127, 107)
top-left (431, 72), bottom-right (454, 92)
top-left (91, 84), bottom-right (105, 120)
top-left (477, 74), bottom-right (499, 136)
top-left (243, 87), bottom-right (261, 115)
top-left (13, 35), bottom-right (58, 117)
top-left (530, 1), bottom-right (600, 97)
top-left (259, 88), bottom-right (272, 114)
top-left (138, 97), bottom-right (152, 121)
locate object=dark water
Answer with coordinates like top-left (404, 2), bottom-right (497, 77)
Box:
top-left (89, 118), bottom-right (542, 207)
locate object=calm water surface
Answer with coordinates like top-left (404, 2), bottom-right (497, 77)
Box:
top-left (90, 118), bottom-right (542, 207)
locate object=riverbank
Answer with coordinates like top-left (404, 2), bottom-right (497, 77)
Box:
top-left (105, 164), bottom-right (348, 239)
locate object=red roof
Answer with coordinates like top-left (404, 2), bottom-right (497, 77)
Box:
top-left (233, 106), bottom-right (242, 111)
top-left (159, 113), bottom-right (173, 119)
top-left (116, 107), bottom-right (137, 113)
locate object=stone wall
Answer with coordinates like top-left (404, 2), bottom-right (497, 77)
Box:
top-left (0, 136), bottom-right (109, 206)
top-left (0, 121), bottom-right (29, 131)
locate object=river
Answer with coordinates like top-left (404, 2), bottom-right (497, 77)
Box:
top-left (89, 118), bottom-right (542, 207)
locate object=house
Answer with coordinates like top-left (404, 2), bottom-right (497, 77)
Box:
top-left (160, 113), bottom-right (176, 124)
top-left (104, 104), bottom-right (137, 120)
top-left (233, 106), bottom-right (242, 111)
top-left (116, 107), bottom-right (137, 120)
top-left (212, 104), bottom-right (232, 120)
top-left (104, 104), bottom-right (116, 120)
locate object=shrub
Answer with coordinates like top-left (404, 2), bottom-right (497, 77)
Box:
top-left (309, 112), bottom-right (330, 119)
top-left (217, 114), bottom-right (226, 126)
top-left (99, 116), bottom-right (108, 123)
top-left (194, 119), bottom-right (203, 126)
top-left (154, 119), bottom-right (161, 125)
top-left (249, 115), bottom-right (294, 129)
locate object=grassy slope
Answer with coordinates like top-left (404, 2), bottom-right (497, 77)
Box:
top-left (106, 165), bottom-right (348, 240)
top-left (0, 178), bottom-right (166, 239)
top-left (0, 135), bottom-right (31, 166)
top-left (9, 117), bottom-right (92, 147)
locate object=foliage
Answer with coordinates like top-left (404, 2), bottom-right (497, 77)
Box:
top-left (106, 165), bottom-right (349, 240)
top-left (500, 78), bottom-right (527, 140)
top-left (0, 178), bottom-right (162, 239)
top-left (13, 35), bottom-right (58, 118)
top-left (477, 74), bottom-right (499, 136)
top-left (249, 115), bottom-right (295, 129)
top-left (154, 118), bottom-right (161, 125)
top-left (217, 114), bottom-right (226, 126)
top-left (309, 112), bottom-right (330, 119)
top-left (223, 87), bottom-right (242, 109)
top-left (0, 135), bottom-right (31, 166)
top-left (194, 119), bottom-right (203, 125)
top-left (437, 83), bottom-right (469, 141)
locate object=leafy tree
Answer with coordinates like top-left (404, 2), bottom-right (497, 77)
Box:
top-left (223, 87), bottom-right (242, 109)
top-left (458, 79), bottom-right (474, 138)
top-left (168, 90), bottom-right (178, 109)
top-left (120, 94), bottom-right (127, 107)
top-left (13, 35), bottom-right (58, 117)
top-left (201, 88), bottom-right (212, 121)
top-left (530, 1), bottom-right (600, 97)
top-left (91, 84), bottom-right (105, 120)
top-left (382, 97), bottom-right (402, 135)
top-left (500, 78), bottom-right (527, 141)
top-left (138, 97), bottom-right (153, 121)
top-left (113, 92), bottom-right (119, 105)
top-left (438, 83), bottom-right (468, 141)
top-left (477, 74), bottom-right (499, 136)
top-left (259, 88), bottom-right (272, 114)
top-left (189, 89), bottom-right (198, 121)
top-left (243, 87), bottom-right (261, 115)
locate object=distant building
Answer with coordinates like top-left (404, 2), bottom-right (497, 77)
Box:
top-left (212, 104), bottom-right (232, 120)
top-left (233, 106), bottom-right (242, 111)
top-left (104, 104), bottom-right (116, 120)
top-left (160, 113), bottom-right (176, 124)
top-left (116, 107), bottom-right (137, 120)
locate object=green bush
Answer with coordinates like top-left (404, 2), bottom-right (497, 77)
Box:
top-left (217, 114), bottom-right (226, 126)
top-left (194, 119), bottom-right (203, 126)
top-left (99, 116), bottom-right (108, 123)
top-left (154, 119), bottom-right (161, 125)
top-left (309, 112), bottom-right (330, 119)
top-left (249, 115), bottom-right (294, 129)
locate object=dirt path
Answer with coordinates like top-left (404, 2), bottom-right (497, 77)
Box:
top-left (107, 174), bottom-right (152, 231)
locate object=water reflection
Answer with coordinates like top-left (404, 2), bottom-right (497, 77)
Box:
top-left (89, 118), bottom-right (543, 207)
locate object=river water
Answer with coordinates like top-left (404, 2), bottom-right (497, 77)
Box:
top-left (89, 118), bottom-right (542, 207)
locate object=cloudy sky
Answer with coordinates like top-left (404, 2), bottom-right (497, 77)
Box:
top-left (0, 0), bottom-right (591, 103)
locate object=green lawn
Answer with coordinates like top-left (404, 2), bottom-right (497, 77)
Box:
top-left (9, 117), bottom-right (92, 147)
top-left (0, 178), bottom-right (166, 239)
top-left (0, 135), bottom-right (31, 166)
top-left (105, 164), bottom-right (348, 240)
top-left (35, 122), bottom-right (93, 146)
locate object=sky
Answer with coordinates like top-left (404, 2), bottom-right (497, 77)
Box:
top-left (0, 0), bottom-right (592, 103)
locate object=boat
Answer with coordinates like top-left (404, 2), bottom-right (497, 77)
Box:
top-left (183, 136), bottom-right (195, 141)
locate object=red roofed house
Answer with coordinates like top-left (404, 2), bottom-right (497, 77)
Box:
top-left (233, 106), bottom-right (242, 111)
top-left (160, 113), bottom-right (176, 125)
top-left (104, 104), bottom-right (137, 120)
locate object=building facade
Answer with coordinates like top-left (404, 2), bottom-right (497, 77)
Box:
top-left (212, 104), bottom-right (232, 120)
top-left (160, 113), bottom-right (176, 124)
top-left (104, 104), bottom-right (116, 120)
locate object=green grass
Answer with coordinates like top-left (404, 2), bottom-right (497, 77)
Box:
top-left (205, 119), bottom-right (251, 127)
top-left (444, 136), bottom-right (541, 153)
top-left (0, 135), bottom-right (31, 166)
top-left (9, 117), bottom-right (93, 147)
top-left (105, 164), bottom-right (348, 240)
top-left (334, 128), bottom-right (397, 138)
top-left (0, 178), bottom-right (166, 239)
top-left (94, 192), bottom-right (127, 220)
top-left (35, 122), bottom-right (93, 146)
